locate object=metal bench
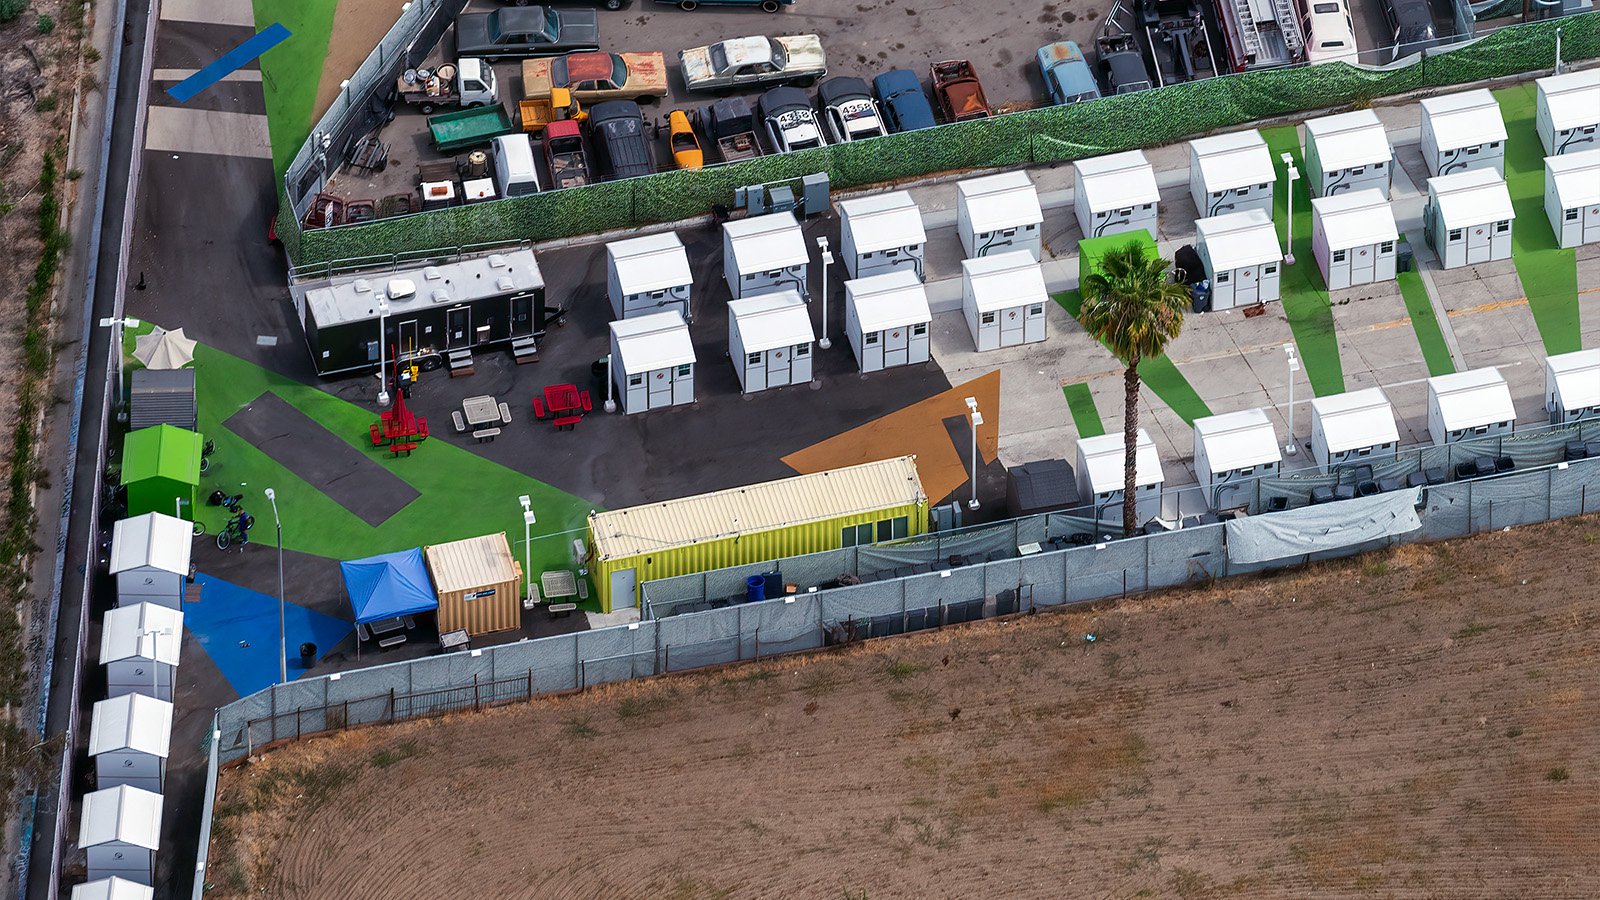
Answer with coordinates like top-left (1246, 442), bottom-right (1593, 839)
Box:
top-left (473, 427), bottom-right (501, 443)
top-left (499, 401), bottom-right (512, 424)
top-left (452, 410), bottom-right (466, 433)
top-left (547, 602), bottom-right (577, 619)
top-left (378, 634), bottom-right (407, 649)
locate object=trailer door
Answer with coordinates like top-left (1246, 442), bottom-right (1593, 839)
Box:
top-left (447, 306), bottom-right (471, 349)
top-left (511, 295), bottom-right (533, 336)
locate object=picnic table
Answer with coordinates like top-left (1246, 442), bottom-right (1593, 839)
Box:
top-left (531, 383), bottom-right (593, 431)
top-left (369, 375), bottom-right (428, 454)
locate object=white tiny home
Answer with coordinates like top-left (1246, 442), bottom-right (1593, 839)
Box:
top-left (1427, 367), bottom-right (1517, 445)
top-left (1546, 348), bottom-right (1600, 424)
top-left (606, 232), bottom-right (692, 321)
top-left (961, 250), bottom-right (1049, 352)
top-left (844, 270), bottom-right (933, 373)
top-left (71, 877), bottom-right (154, 900)
top-left (1544, 149), bottom-right (1600, 249)
top-left (838, 191), bottom-right (927, 280)
top-left (1073, 150), bottom-right (1161, 240)
top-left (1418, 89), bottom-right (1508, 177)
top-left (109, 513), bottom-right (190, 610)
top-left (608, 311), bottom-right (695, 414)
top-left (1189, 129), bottom-right (1277, 217)
top-left (722, 212), bottom-right (809, 300)
top-left (1193, 409), bottom-right (1282, 510)
top-left (727, 290), bottom-right (815, 393)
top-left (89, 693), bottom-right (172, 794)
top-left (1310, 189), bottom-right (1399, 290)
top-left (1310, 387), bottom-right (1400, 471)
top-left (1195, 209), bottom-right (1283, 309)
top-left (1425, 168), bottom-right (1515, 269)
top-left (956, 171), bottom-right (1043, 260)
top-left (80, 785), bottom-right (162, 886)
top-left (1535, 69), bottom-right (1600, 157)
top-left (1303, 109), bottom-right (1393, 198)
top-left (1075, 429), bottom-right (1165, 526)
top-left (100, 602), bottom-right (182, 702)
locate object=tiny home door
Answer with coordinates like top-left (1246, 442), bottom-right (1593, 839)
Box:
top-left (609, 567), bottom-right (636, 611)
top-left (1351, 245), bottom-right (1375, 283)
top-left (446, 306), bottom-right (471, 349)
top-left (623, 371), bottom-right (647, 413)
top-left (766, 346), bottom-right (792, 386)
top-left (671, 363), bottom-right (694, 405)
top-left (1000, 307), bottom-right (1025, 345)
top-left (1023, 302), bottom-right (1046, 342)
top-left (882, 327), bottom-right (909, 368)
top-left (396, 319), bottom-right (420, 362)
top-left (510, 295), bottom-right (533, 336)
top-left (1585, 203), bottom-right (1600, 244)
top-left (743, 351), bottom-right (768, 392)
top-left (861, 330), bottom-right (884, 371)
top-left (1235, 266), bottom-right (1260, 305)
top-left (1466, 224), bottom-right (1492, 264)
top-left (648, 368), bottom-right (673, 409)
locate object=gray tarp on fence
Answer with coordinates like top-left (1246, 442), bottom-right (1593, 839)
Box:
top-left (1226, 489), bottom-right (1423, 564)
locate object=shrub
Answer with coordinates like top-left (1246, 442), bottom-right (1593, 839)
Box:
top-left (0, 0), bottom-right (27, 24)
top-left (36, 12), bottom-right (53, 32)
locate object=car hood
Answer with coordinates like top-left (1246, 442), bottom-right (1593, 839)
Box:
top-left (775, 35), bottom-right (826, 72)
top-left (679, 46), bottom-right (715, 86)
top-left (552, 12), bottom-right (600, 47)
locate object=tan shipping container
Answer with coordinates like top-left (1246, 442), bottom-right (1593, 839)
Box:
top-left (424, 533), bottom-right (523, 636)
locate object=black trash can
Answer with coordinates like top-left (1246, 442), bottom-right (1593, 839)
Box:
top-left (299, 642), bottom-right (317, 667)
top-left (1396, 238), bottom-right (1415, 273)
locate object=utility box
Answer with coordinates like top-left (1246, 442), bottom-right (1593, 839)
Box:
top-left (1192, 408), bottom-right (1281, 511)
top-left (838, 191), bottom-right (926, 280)
top-left (1005, 458), bottom-right (1080, 518)
top-left (1075, 429), bottom-right (1164, 526)
top-left (1544, 148), bottom-right (1600, 249)
top-left (80, 785), bottom-right (162, 886)
top-left (606, 232), bottom-right (692, 322)
top-left (1310, 387), bottom-right (1399, 471)
top-left (1073, 149), bottom-right (1160, 240)
top-left (961, 250), bottom-right (1048, 351)
top-left (1304, 109), bottom-right (1393, 198)
top-left (844, 269), bottom-right (932, 373)
top-left (1419, 88), bottom-right (1507, 177)
top-left (1535, 68), bottom-right (1600, 157)
top-left (1195, 209), bottom-right (1283, 309)
top-left (89, 693), bottom-right (172, 794)
top-left (956, 171), bottom-right (1042, 259)
top-left (727, 290), bottom-right (815, 393)
top-left (424, 533), bottom-right (523, 636)
top-left (1189, 129), bottom-right (1277, 218)
top-left (1545, 348), bottom-right (1600, 424)
top-left (610, 310), bottom-right (696, 414)
top-left (722, 212), bottom-right (809, 300)
top-left (1426, 367), bottom-right (1516, 445)
top-left (109, 513), bottom-right (191, 610)
top-left (1424, 168), bottom-right (1515, 269)
top-left (1311, 189), bottom-right (1399, 290)
top-left (128, 369), bottom-right (196, 432)
top-left (100, 602), bottom-right (182, 702)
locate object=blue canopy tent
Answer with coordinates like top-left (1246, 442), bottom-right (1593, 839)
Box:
top-left (341, 549), bottom-right (438, 653)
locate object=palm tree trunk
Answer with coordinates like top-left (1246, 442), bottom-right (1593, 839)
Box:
top-left (1123, 359), bottom-right (1140, 537)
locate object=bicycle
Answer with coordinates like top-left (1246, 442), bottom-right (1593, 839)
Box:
top-left (198, 439), bottom-right (216, 475)
top-left (216, 511), bottom-right (254, 551)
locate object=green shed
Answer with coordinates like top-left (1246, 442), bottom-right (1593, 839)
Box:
top-left (1077, 229), bottom-right (1159, 289)
top-left (122, 425), bottom-right (203, 520)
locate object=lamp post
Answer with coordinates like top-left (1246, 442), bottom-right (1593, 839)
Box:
top-left (1283, 344), bottom-right (1300, 456)
top-left (140, 627), bottom-right (172, 698)
top-left (99, 315), bottom-right (142, 414)
top-left (264, 488), bottom-right (285, 682)
top-left (964, 396), bottom-right (983, 510)
top-left (603, 354), bottom-right (617, 413)
top-left (518, 495), bottom-right (536, 604)
top-left (376, 298), bottom-right (391, 408)
top-left (1281, 152), bottom-right (1300, 266)
top-left (815, 236), bottom-right (833, 350)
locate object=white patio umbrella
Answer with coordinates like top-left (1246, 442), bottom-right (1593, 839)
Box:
top-left (133, 327), bottom-right (197, 370)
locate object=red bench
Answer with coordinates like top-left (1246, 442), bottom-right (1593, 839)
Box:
top-left (389, 441), bottom-right (418, 457)
top-left (369, 423), bottom-right (385, 447)
top-left (552, 415), bottom-right (582, 431)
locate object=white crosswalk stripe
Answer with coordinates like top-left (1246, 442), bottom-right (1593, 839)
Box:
top-left (159, 0), bottom-right (256, 27)
top-left (145, 106), bottom-right (272, 159)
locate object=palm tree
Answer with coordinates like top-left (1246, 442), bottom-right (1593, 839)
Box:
top-left (1077, 241), bottom-right (1190, 536)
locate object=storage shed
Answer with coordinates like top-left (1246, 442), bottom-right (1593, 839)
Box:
top-left (1310, 387), bottom-right (1399, 471)
top-left (956, 171), bottom-right (1043, 260)
top-left (109, 513), bottom-right (190, 610)
top-left (1425, 167), bottom-right (1514, 268)
top-left (80, 785), bottom-right (161, 886)
top-left (1427, 367), bottom-right (1516, 445)
top-left (588, 456), bottom-right (928, 611)
top-left (1310, 189), bottom-right (1399, 290)
top-left (424, 533), bottom-right (523, 636)
top-left (1544, 148), bottom-right (1600, 249)
top-left (1546, 348), bottom-right (1600, 424)
top-left (610, 310), bottom-right (696, 414)
top-left (1074, 429), bottom-right (1164, 526)
top-left (844, 269), bottom-right (933, 373)
top-left (961, 250), bottom-right (1048, 351)
top-left (1005, 458), bottom-right (1080, 518)
top-left (89, 693), bottom-right (172, 793)
top-left (1535, 68), bottom-right (1600, 157)
top-left (120, 425), bottom-right (201, 520)
top-left (128, 369), bottom-right (196, 432)
top-left (606, 231), bottom-right (693, 322)
top-left (1192, 409), bottom-right (1281, 510)
top-left (71, 877), bottom-right (154, 900)
top-left (1419, 89), bottom-right (1507, 177)
top-left (100, 602), bottom-right (182, 702)
top-left (1195, 209), bottom-right (1283, 309)
top-left (1073, 150), bottom-right (1161, 240)
top-left (727, 290), bottom-right (815, 393)
top-left (838, 191), bottom-right (927, 280)
top-left (1188, 129), bottom-right (1277, 218)
top-left (722, 212), bottom-right (809, 300)
top-left (1303, 109), bottom-right (1393, 198)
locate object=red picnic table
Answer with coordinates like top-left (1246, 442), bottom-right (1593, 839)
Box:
top-left (531, 383), bottom-right (592, 431)
top-left (368, 374), bottom-right (428, 455)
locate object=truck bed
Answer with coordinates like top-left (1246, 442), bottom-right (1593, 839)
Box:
top-left (429, 105), bottom-right (515, 153)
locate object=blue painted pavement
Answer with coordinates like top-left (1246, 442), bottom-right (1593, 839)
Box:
top-left (187, 572), bottom-right (351, 698)
top-left (166, 23), bottom-right (292, 103)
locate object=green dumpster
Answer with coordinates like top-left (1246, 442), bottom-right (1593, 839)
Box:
top-left (122, 424), bottom-right (203, 520)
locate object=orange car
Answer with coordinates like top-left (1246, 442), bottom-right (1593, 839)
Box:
top-left (668, 109), bottom-right (704, 169)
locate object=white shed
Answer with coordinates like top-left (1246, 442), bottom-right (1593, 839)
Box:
top-left (961, 250), bottom-right (1049, 352)
top-left (71, 877), bottom-right (154, 900)
top-left (1545, 348), bottom-right (1600, 424)
top-left (1544, 149), bottom-right (1600, 249)
top-left (838, 191), bottom-right (927, 280)
top-left (100, 602), bottom-right (182, 702)
top-left (1195, 209), bottom-right (1283, 309)
top-left (1074, 429), bottom-right (1164, 526)
top-left (1193, 408), bottom-right (1282, 510)
top-left (1310, 189), bottom-right (1399, 290)
top-left (1310, 387), bottom-right (1399, 471)
top-left (722, 212), bottom-right (809, 300)
top-left (1425, 168), bottom-right (1514, 269)
top-left (844, 269), bottom-right (932, 373)
top-left (1427, 367), bottom-right (1516, 445)
top-left (606, 232), bottom-right (692, 321)
top-left (109, 513), bottom-right (190, 610)
top-left (1535, 69), bottom-right (1600, 157)
top-left (727, 290), bottom-right (815, 393)
top-left (1303, 109), bottom-right (1393, 198)
top-left (1189, 129), bottom-right (1277, 218)
top-left (608, 310), bottom-right (695, 415)
top-left (89, 693), bottom-right (172, 794)
top-left (956, 171), bottom-right (1043, 260)
top-left (1073, 150), bottom-right (1161, 240)
top-left (80, 785), bottom-right (162, 886)
top-left (1419, 89), bottom-right (1508, 177)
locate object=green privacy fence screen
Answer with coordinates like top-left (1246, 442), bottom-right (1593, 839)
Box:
top-left (287, 13), bottom-right (1598, 268)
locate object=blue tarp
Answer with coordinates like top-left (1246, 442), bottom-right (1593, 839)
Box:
top-left (341, 548), bottom-right (438, 623)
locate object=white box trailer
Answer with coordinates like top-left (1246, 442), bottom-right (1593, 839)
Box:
top-left (80, 785), bottom-right (162, 886)
top-left (100, 602), bottom-right (182, 702)
top-left (89, 693), bottom-right (172, 794)
top-left (1193, 408), bottom-right (1282, 510)
top-left (71, 878), bottom-right (154, 900)
top-left (1310, 387), bottom-right (1399, 471)
top-left (1303, 109), bottom-right (1393, 198)
top-left (1546, 348), bottom-right (1600, 424)
top-left (838, 191), bottom-right (927, 280)
top-left (1535, 68), bottom-right (1600, 157)
top-left (723, 212), bottom-right (809, 300)
top-left (844, 269), bottom-right (932, 373)
top-left (1075, 429), bottom-right (1164, 526)
top-left (961, 250), bottom-right (1049, 351)
top-left (956, 171), bottom-right (1043, 259)
top-left (1418, 89), bottom-right (1507, 177)
top-left (1427, 367), bottom-right (1516, 445)
top-left (727, 290), bottom-right (815, 393)
top-left (1189, 129), bottom-right (1277, 218)
top-left (1425, 167), bottom-right (1515, 269)
top-left (1073, 150), bottom-right (1160, 240)
top-left (1195, 208), bottom-right (1283, 309)
top-left (1545, 149), bottom-right (1600, 249)
top-left (609, 310), bottom-right (696, 414)
top-left (109, 513), bottom-right (190, 610)
top-left (606, 232), bottom-right (692, 321)
top-left (1311, 189), bottom-right (1399, 290)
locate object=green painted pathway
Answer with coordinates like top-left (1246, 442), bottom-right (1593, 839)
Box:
top-left (253, 0), bottom-right (339, 177)
top-left (1496, 84), bottom-right (1582, 355)
top-left (1262, 125), bottom-right (1346, 396)
top-left (1395, 251), bottom-right (1456, 377)
top-left (1061, 383), bottom-right (1105, 437)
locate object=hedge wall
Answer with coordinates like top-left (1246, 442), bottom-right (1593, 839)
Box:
top-left (290, 12), bottom-right (1598, 268)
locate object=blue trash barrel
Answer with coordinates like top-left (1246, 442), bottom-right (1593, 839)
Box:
top-left (746, 575), bottom-right (765, 603)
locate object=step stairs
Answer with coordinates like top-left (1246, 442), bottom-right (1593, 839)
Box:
top-left (511, 336), bottom-right (540, 365)
top-left (447, 349), bottom-right (475, 378)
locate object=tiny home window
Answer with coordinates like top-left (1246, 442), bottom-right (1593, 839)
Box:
top-left (912, 323), bottom-right (927, 336)
top-left (1028, 304), bottom-right (1044, 316)
top-left (1216, 271), bottom-right (1231, 284)
top-left (1258, 182), bottom-right (1270, 190)
top-left (795, 344), bottom-right (809, 357)
top-left (1234, 188), bottom-right (1249, 196)
top-left (840, 523), bottom-right (874, 546)
top-left (907, 243), bottom-right (921, 252)
top-left (1357, 447), bottom-right (1372, 457)
top-left (1448, 229), bottom-right (1463, 241)
top-left (743, 273), bottom-right (757, 281)
top-left (1001, 227), bottom-right (1017, 237)
top-left (885, 249), bottom-right (899, 258)
top-left (1025, 223), bottom-right (1037, 232)
top-left (747, 352), bottom-right (761, 365)
top-left (1332, 250), bottom-right (1347, 262)
top-left (765, 269), bottom-right (782, 278)
top-left (1117, 207), bottom-right (1133, 216)
top-left (1495, 220), bottom-right (1509, 233)
top-left (981, 312), bottom-right (996, 325)
top-left (1240, 466), bottom-right (1255, 476)
top-left (861, 250), bottom-right (875, 259)
top-left (1473, 425), bottom-right (1489, 435)
top-left (1212, 190), bottom-right (1225, 199)
top-left (628, 374), bottom-right (643, 387)
top-left (1141, 203), bottom-right (1153, 211)
top-left (650, 289), bottom-right (666, 299)
top-left (1466, 146), bottom-right (1480, 155)
top-left (1349, 166), bottom-right (1366, 175)
top-left (865, 332), bottom-right (880, 345)
top-left (1450, 429), bottom-right (1464, 439)
top-left (676, 364), bottom-right (692, 377)
top-left (1567, 208), bottom-right (1581, 221)
top-left (1489, 140), bottom-right (1500, 148)
top-left (366, 341), bottom-right (380, 362)
top-left (1373, 161), bottom-right (1384, 170)
top-left (1264, 263), bottom-right (1278, 274)
top-left (1380, 240), bottom-right (1394, 253)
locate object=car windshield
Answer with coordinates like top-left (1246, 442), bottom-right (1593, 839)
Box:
top-left (611, 54), bottom-right (627, 85)
top-left (672, 131), bottom-right (698, 150)
top-left (791, 138), bottom-right (820, 150)
top-left (1313, 2), bottom-right (1340, 10)
top-left (539, 8), bottom-right (559, 42)
top-left (708, 45), bottom-right (729, 72)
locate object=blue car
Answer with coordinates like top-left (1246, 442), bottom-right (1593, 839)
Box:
top-left (872, 69), bottom-right (936, 133)
top-left (1036, 40), bottom-right (1101, 105)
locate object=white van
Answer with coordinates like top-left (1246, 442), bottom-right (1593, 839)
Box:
top-left (491, 134), bottom-right (541, 198)
top-left (1305, 0), bottom-right (1360, 66)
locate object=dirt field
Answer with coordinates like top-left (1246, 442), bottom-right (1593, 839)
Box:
top-left (211, 517), bottom-right (1600, 899)
top-left (314, 0), bottom-right (403, 120)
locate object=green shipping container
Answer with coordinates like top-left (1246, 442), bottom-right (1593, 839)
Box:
top-left (121, 424), bottom-right (203, 520)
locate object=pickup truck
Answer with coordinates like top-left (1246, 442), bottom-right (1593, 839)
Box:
top-left (706, 95), bottom-right (761, 162)
top-left (679, 34), bottom-right (826, 92)
top-left (394, 58), bottom-right (499, 114)
top-left (930, 59), bottom-right (991, 123)
top-left (522, 51), bottom-right (669, 104)
top-left (543, 119), bottom-right (592, 190)
top-left (429, 104), bottom-right (516, 153)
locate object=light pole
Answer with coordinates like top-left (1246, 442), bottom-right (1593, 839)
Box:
top-left (99, 315), bottom-right (142, 414)
top-left (518, 495), bottom-right (536, 604)
top-left (964, 396), bottom-right (983, 510)
top-left (1283, 344), bottom-right (1300, 456)
top-left (603, 354), bottom-right (617, 413)
top-left (1281, 152), bottom-right (1300, 266)
top-left (815, 235), bottom-right (833, 350)
top-left (264, 488), bottom-right (286, 682)
top-left (376, 298), bottom-right (391, 408)
top-left (140, 627), bottom-right (172, 698)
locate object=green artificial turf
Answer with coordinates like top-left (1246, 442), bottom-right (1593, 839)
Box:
top-left (1496, 84), bottom-right (1582, 356)
top-left (1053, 291), bottom-right (1214, 425)
top-left (253, 0), bottom-right (339, 178)
top-left (1061, 383), bottom-right (1105, 438)
top-left (1394, 253), bottom-right (1456, 377)
top-left (1262, 125), bottom-right (1346, 397)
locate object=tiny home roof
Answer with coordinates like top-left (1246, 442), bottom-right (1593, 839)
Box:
top-left (72, 877), bottom-right (155, 900)
top-left (424, 532), bottom-right (519, 594)
top-left (956, 170), bottom-right (1042, 232)
top-left (121, 425), bottom-right (201, 489)
top-left (1196, 208), bottom-right (1282, 270)
top-left (722, 212), bottom-right (807, 273)
top-left (1428, 367), bottom-right (1516, 430)
top-left (1546, 148), bottom-right (1600, 209)
top-left (607, 232), bottom-right (691, 294)
top-left (1547, 348), bottom-right (1600, 410)
top-left (1304, 109), bottom-right (1392, 169)
top-left (589, 456), bottom-right (926, 560)
top-left (1190, 129), bottom-right (1276, 193)
top-left (1428, 168), bottom-right (1514, 229)
top-left (845, 269), bottom-right (932, 332)
top-left (1077, 429), bottom-right (1163, 494)
top-left (611, 310), bottom-right (696, 374)
top-left (1311, 189), bottom-right (1399, 248)
top-left (1193, 409), bottom-right (1282, 474)
top-left (1311, 387), bottom-right (1398, 453)
top-left (109, 513), bottom-right (192, 577)
top-left (962, 250), bottom-right (1047, 313)
top-left (728, 290), bottom-right (814, 352)
top-left (1536, 69), bottom-right (1600, 131)
top-left (1073, 150), bottom-right (1160, 211)
top-left (100, 603), bottom-right (183, 666)
top-left (89, 693), bottom-right (173, 758)
top-left (298, 249), bottom-right (544, 329)
top-left (838, 191), bottom-right (927, 254)
top-left (79, 785), bottom-right (162, 851)
top-left (1420, 89), bottom-right (1507, 150)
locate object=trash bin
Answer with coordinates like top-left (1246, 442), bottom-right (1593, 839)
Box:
top-left (1397, 238), bottom-right (1414, 273)
top-left (745, 575), bottom-right (765, 603)
top-left (299, 642), bottom-right (317, 667)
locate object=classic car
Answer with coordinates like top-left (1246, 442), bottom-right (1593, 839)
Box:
top-left (679, 34), bottom-right (825, 92)
top-left (522, 50), bottom-right (669, 103)
top-left (456, 6), bottom-right (600, 59)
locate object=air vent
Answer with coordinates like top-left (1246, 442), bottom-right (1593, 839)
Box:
top-left (423, 266), bottom-right (444, 281)
top-left (496, 276), bottom-right (514, 292)
top-left (487, 253), bottom-right (508, 268)
top-left (352, 279), bottom-right (373, 293)
top-left (387, 278), bottom-right (417, 299)
top-left (432, 288), bottom-right (451, 304)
